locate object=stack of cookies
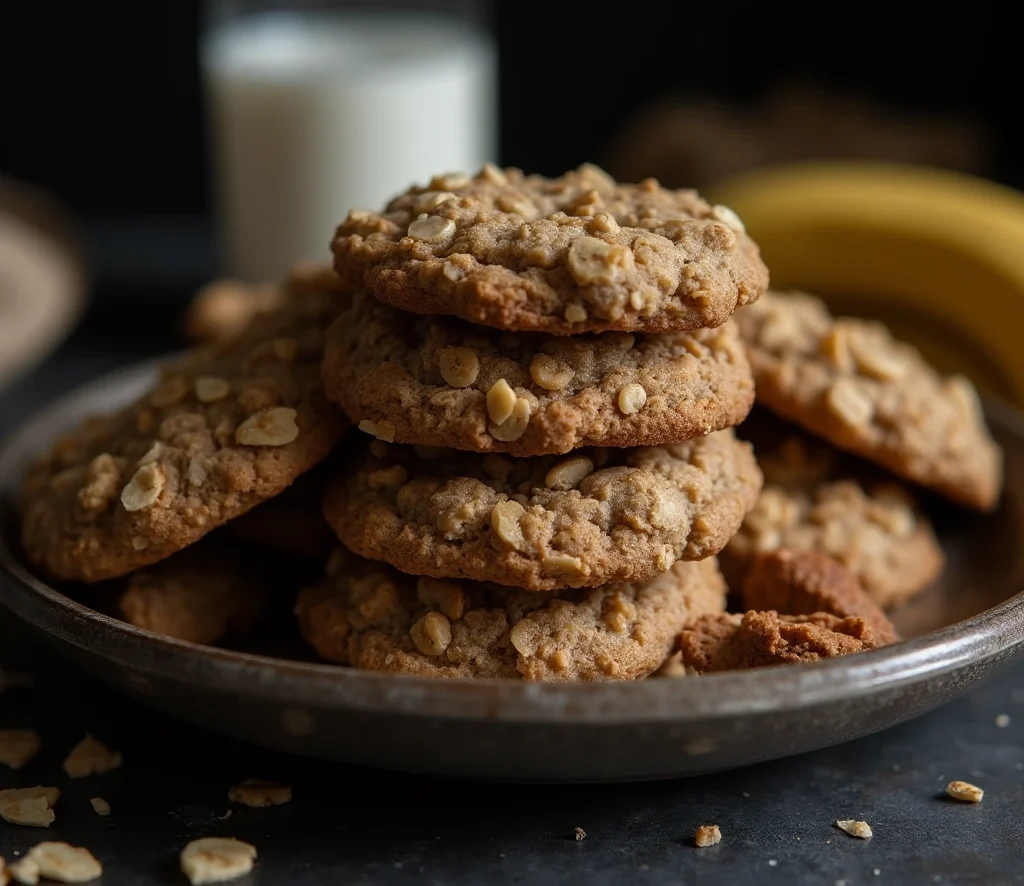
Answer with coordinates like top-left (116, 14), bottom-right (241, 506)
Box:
top-left (295, 163), bottom-right (772, 680)
top-left (674, 289), bottom-right (1003, 673)
top-left (16, 163), bottom-right (1005, 684)
top-left (18, 267), bottom-right (349, 645)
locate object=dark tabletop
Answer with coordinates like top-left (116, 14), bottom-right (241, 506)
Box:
top-left (2, 227), bottom-right (1023, 885)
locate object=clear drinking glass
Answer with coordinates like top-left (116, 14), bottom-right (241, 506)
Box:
top-left (201, 0), bottom-right (497, 282)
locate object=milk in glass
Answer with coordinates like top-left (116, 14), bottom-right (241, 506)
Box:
top-left (202, 12), bottom-right (496, 281)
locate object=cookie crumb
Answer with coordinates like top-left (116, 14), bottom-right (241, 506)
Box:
top-left (695, 824), bottom-right (722, 847)
top-left (6, 857), bottom-right (34, 885)
top-left (768, 859), bottom-right (778, 866)
top-left (0, 730), bottom-right (41, 770)
top-left (836, 819), bottom-right (872, 839)
top-left (574, 827), bottom-right (587, 842)
top-left (89, 798), bottom-right (110, 817)
top-left (0, 786), bottom-right (60, 828)
top-left (180, 837), bottom-right (256, 885)
top-left (11, 842), bottom-right (101, 883)
top-left (680, 610), bottom-right (883, 673)
top-left (227, 779), bottom-right (292, 808)
top-left (996, 713), bottom-right (1011, 728)
top-left (62, 735), bottom-right (122, 779)
top-left (946, 780), bottom-right (984, 803)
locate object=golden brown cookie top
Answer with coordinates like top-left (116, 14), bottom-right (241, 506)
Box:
top-left (679, 610), bottom-right (884, 673)
top-left (735, 290), bottom-right (1003, 511)
top-left (323, 288), bottom-right (754, 455)
top-left (297, 548), bottom-right (726, 681)
top-left (323, 431), bottom-right (762, 592)
top-left (20, 266), bottom-right (349, 583)
top-left (332, 164), bottom-right (769, 335)
top-left (742, 549), bottom-right (899, 644)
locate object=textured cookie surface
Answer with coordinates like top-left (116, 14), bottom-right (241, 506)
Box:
top-left (679, 610), bottom-right (884, 673)
top-left (116, 538), bottom-right (271, 645)
top-left (332, 164), bottom-right (768, 335)
top-left (323, 290), bottom-right (753, 455)
top-left (297, 548), bottom-right (726, 681)
top-left (721, 432), bottom-right (944, 608)
top-left (735, 290), bottom-right (1003, 511)
top-left (323, 432), bottom-right (762, 591)
top-left (742, 549), bottom-right (899, 644)
top-left (20, 266), bottom-right (349, 582)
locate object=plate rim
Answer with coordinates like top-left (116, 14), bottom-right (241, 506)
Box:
top-left (2, 358), bottom-right (1023, 726)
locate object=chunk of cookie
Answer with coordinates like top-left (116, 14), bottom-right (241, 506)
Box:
top-left (332, 164), bottom-right (768, 335)
top-left (721, 433), bottom-right (944, 608)
top-left (323, 289), bottom-right (753, 455)
top-left (734, 290), bottom-right (1002, 511)
top-left (323, 431), bottom-right (762, 591)
top-left (742, 549), bottom-right (899, 644)
top-left (679, 610), bottom-right (884, 673)
top-left (116, 539), bottom-right (271, 645)
top-left (297, 548), bottom-right (727, 681)
top-left (20, 267), bottom-right (349, 582)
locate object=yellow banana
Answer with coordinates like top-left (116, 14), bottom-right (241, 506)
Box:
top-left (707, 162), bottom-right (1024, 404)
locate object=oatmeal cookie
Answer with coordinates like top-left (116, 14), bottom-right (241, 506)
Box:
top-left (721, 432), bottom-right (944, 608)
top-left (297, 547), bottom-right (727, 681)
top-left (323, 289), bottom-right (753, 454)
top-left (734, 290), bottom-right (1002, 511)
top-left (323, 431), bottom-right (761, 591)
top-left (116, 539), bottom-right (270, 645)
top-left (20, 266), bottom-right (349, 582)
top-left (331, 164), bottom-right (768, 335)
top-left (742, 549), bottom-right (899, 644)
top-left (679, 610), bottom-right (884, 673)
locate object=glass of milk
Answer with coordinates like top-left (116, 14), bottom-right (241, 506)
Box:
top-left (201, 1), bottom-right (497, 282)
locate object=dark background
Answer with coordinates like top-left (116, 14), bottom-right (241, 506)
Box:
top-left (1, 2), bottom-right (1018, 219)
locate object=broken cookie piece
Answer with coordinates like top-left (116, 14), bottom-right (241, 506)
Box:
top-left (679, 610), bottom-right (884, 673)
top-left (180, 837), bottom-right (256, 885)
top-left (62, 735), bottom-right (122, 779)
top-left (0, 786), bottom-right (59, 828)
top-left (0, 729), bottom-right (41, 770)
top-left (742, 549), bottom-right (899, 644)
top-left (227, 780), bottom-right (292, 808)
top-left (9, 842), bottom-right (102, 884)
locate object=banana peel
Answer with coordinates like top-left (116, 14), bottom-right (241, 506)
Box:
top-left (707, 162), bottom-right (1024, 405)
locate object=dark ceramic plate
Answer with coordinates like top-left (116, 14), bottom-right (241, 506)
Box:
top-left (2, 360), bottom-right (1024, 783)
